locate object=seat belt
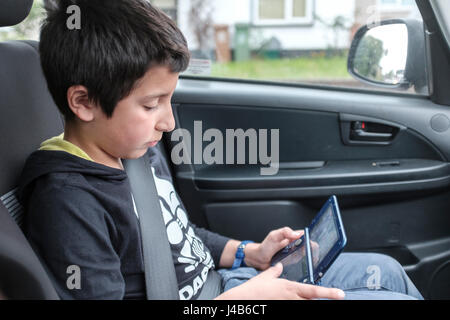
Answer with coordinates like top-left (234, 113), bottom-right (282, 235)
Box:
top-left (123, 154), bottom-right (179, 300)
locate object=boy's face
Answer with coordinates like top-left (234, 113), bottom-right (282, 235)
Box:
top-left (89, 65), bottom-right (178, 161)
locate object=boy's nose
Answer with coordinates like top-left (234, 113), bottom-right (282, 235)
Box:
top-left (157, 105), bottom-right (176, 133)
top-left (165, 115), bottom-right (176, 132)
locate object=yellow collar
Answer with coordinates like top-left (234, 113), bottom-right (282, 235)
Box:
top-left (39, 133), bottom-right (94, 162)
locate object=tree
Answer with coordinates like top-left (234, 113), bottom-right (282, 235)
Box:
top-left (188, 0), bottom-right (214, 58)
top-left (315, 14), bottom-right (352, 56)
top-left (353, 35), bottom-right (384, 81)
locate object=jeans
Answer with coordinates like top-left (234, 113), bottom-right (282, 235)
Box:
top-left (217, 253), bottom-right (424, 300)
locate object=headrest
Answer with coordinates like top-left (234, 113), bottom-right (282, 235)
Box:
top-left (0, 0), bottom-right (34, 28)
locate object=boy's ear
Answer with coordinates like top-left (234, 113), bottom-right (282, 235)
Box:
top-left (67, 85), bottom-right (98, 122)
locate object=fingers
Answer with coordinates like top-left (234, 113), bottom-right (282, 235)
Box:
top-left (282, 227), bottom-right (303, 240)
top-left (259, 262), bottom-right (283, 279)
top-left (260, 227), bottom-right (306, 267)
top-left (311, 241), bottom-right (320, 260)
top-left (294, 283), bottom-right (346, 300)
top-left (251, 265), bottom-right (346, 300)
top-left (270, 227), bottom-right (303, 243)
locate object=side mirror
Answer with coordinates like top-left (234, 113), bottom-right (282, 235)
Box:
top-left (348, 19), bottom-right (428, 94)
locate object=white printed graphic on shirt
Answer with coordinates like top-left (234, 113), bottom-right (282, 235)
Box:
top-left (130, 193), bottom-right (139, 219)
top-left (150, 167), bottom-right (214, 300)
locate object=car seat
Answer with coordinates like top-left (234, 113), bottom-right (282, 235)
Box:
top-left (0, 0), bottom-right (61, 299)
top-left (0, 0), bottom-right (190, 300)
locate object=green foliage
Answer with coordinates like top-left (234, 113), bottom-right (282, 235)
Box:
top-left (211, 55), bottom-right (351, 81)
top-left (353, 35), bottom-right (385, 81)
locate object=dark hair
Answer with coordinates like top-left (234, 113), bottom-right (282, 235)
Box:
top-left (40, 0), bottom-right (190, 122)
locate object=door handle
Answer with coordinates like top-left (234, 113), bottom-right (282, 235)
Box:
top-left (339, 114), bottom-right (406, 146)
top-left (349, 121), bottom-right (397, 143)
top-left (353, 129), bottom-right (393, 140)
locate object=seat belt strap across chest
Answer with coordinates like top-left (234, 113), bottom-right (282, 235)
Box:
top-left (123, 155), bottom-right (179, 300)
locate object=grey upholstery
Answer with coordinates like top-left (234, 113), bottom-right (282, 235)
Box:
top-left (0, 0), bottom-right (33, 27)
top-left (0, 203), bottom-right (59, 299)
top-left (0, 40), bottom-right (64, 196)
top-left (0, 0), bottom-right (61, 299)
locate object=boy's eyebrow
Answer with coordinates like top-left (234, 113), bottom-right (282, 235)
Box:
top-left (140, 92), bottom-right (170, 102)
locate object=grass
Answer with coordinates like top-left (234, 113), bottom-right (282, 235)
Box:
top-left (210, 55), bottom-right (352, 82)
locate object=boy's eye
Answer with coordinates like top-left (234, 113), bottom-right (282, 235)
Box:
top-left (144, 105), bottom-right (156, 111)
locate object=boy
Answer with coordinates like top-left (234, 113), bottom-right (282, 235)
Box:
top-left (18, 0), bottom-right (422, 300)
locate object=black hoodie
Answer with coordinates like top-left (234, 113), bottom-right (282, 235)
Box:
top-left (18, 143), bottom-right (230, 300)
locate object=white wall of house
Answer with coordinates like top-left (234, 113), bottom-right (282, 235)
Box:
top-left (178, 0), bottom-right (356, 52)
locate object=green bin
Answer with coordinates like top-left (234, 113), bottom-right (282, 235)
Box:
top-left (234, 24), bottom-right (250, 61)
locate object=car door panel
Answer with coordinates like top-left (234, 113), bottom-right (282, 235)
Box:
top-left (166, 78), bottom-right (450, 298)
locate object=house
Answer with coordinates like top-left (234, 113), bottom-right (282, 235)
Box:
top-left (151, 0), bottom-right (420, 60)
top-left (0, 0), bottom-right (420, 59)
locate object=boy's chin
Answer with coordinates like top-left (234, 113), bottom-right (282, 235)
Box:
top-left (122, 148), bottom-right (149, 160)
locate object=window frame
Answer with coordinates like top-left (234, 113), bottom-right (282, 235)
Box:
top-left (252, 0), bottom-right (314, 26)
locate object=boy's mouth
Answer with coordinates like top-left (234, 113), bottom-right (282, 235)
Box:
top-left (147, 140), bottom-right (159, 147)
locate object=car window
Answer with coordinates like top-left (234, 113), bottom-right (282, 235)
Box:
top-left (0, 0), bottom-right (428, 96)
top-left (177, 0), bottom-right (427, 96)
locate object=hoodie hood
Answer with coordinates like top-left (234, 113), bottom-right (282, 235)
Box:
top-left (18, 135), bottom-right (127, 207)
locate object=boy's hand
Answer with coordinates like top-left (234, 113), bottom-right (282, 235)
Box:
top-left (215, 263), bottom-right (345, 300)
top-left (245, 227), bottom-right (304, 270)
